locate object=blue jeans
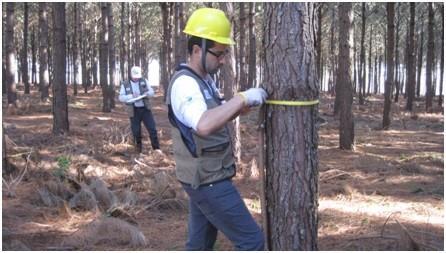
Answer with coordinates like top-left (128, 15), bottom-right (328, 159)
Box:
top-left (181, 179), bottom-right (264, 251)
top-left (130, 106), bottom-right (159, 149)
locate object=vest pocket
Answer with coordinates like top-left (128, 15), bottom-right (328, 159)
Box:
top-left (201, 141), bottom-right (229, 154)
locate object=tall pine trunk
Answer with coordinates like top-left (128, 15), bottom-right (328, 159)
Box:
top-left (22, 3), bottom-right (30, 94)
top-left (52, 3), bottom-right (69, 134)
top-left (358, 3), bottom-right (366, 105)
top-left (247, 2), bottom-right (257, 88)
top-left (337, 3), bottom-right (354, 150)
top-left (73, 3), bottom-right (79, 96)
top-left (383, 3), bottom-right (395, 129)
top-left (263, 3), bottom-right (319, 250)
top-left (39, 3), bottom-right (50, 101)
top-left (120, 3), bottom-right (126, 81)
top-left (405, 3), bottom-right (416, 111)
top-left (416, 13), bottom-right (424, 98)
top-left (100, 3), bottom-right (110, 112)
top-left (108, 3), bottom-right (116, 109)
top-left (425, 3), bottom-right (435, 112)
top-left (31, 27), bottom-right (37, 85)
top-left (5, 3), bottom-right (17, 106)
top-left (438, 4), bottom-right (444, 107)
top-left (239, 3), bottom-right (247, 90)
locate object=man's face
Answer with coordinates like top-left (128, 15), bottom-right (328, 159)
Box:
top-left (204, 42), bottom-right (229, 74)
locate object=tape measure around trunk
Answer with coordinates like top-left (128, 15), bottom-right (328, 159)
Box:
top-left (265, 99), bottom-right (319, 106)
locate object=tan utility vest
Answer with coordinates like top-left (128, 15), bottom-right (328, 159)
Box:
top-left (166, 67), bottom-right (235, 189)
top-left (122, 79), bottom-right (152, 117)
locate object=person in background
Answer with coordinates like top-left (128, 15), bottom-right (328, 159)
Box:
top-left (119, 66), bottom-right (160, 153)
top-left (166, 8), bottom-right (268, 250)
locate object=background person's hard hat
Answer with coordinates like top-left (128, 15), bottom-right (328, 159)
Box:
top-left (183, 8), bottom-right (235, 45)
top-left (131, 66), bottom-right (142, 79)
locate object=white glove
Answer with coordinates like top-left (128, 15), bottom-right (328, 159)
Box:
top-left (240, 88), bottom-right (268, 107)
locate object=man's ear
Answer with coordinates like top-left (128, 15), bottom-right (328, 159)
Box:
top-left (192, 44), bottom-right (202, 55)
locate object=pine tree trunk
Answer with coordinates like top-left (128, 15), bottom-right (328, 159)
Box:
top-left (263, 3), bottom-right (319, 250)
top-left (22, 3), bottom-right (30, 94)
top-left (316, 4), bottom-right (323, 90)
top-left (160, 3), bottom-right (169, 96)
top-left (439, 4), bottom-right (444, 107)
top-left (405, 3), bottom-right (416, 111)
top-left (358, 3), bottom-right (366, 105)
top-left (367, 27), bottom-right (373, 96)
top-left (247, 2), bottom-right (257, 88)
top-left (100, 3), bottom-right (110, 112)
top-left (383, 3), bottom-right (395, 129)
top-left (127, 3), bottom-right (132, 78)
top-left (52, 3), bottom-right (69, 134)
top-left (92, 20), bottom-right (99, 88)
top-left (416, 14), bottom-right (424, 98)
top-left (79, 5), bottom-right (87, 94)
top-left (120, 3), bottom-right (126, 81)
top-left (73, 3), bottom-right (79, 96)
top-left (31, 27), bottom-right (37, 85)
top-left (108, 3), bottom-right (116, 109)
top-left (218, 2), bottom-right (241, 163)
top-left (329, 6), bottom-right (336, 97)
top-left (39, 3), bottom-right (50, 101)
top-left (337, 3), bottom-right (354, 150)
top-left (5, 3), bottom-right (17, 106)
top-left (134, 7), bottom-right (141, 67)
top-left (394, 4), bottom-right (400, 102)
top-left (425, 3), bottom-right (435, 112)
top-left (239, 3), bottom-right (247, 90)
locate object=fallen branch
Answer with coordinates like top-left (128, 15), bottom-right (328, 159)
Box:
top-left (2, 149), bottom-right (32, 197)
top-left (395, 219), bottom-right (420, 250)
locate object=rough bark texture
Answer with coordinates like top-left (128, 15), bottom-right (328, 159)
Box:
top-left (73, 3), bottom-right (79, 95)
top-left (52, 3), bottom-right (69, 134)
top-left (383, 3), bottom-right (395, 129)
top-left (219, 2), bottom-right (241, 164)
top-left (247, 2), bottom-right (257, 88)
top-left (239, 3), bottom-right (247, 90)
top-left (337, 3), bottom-right (354, 150)
top-left (39, 3), bottom-right (50, 101)
top-left (316, 4), bottom-right (323, 90)
top-left (394, 4), bottom-right (400, 102)
top-left (120, 3), bottom-right (126, 81)
top-left (31, 27), bottom-right (37, 85)
top-left (160, 3), bottom-right (170, 97)
top-left (416, 13), bottom-right (424, 98)
top-left (358, 3), bottom-right (366, 105)
top-left (405, 3), bottom-right (416, 111)
top-left (107, 3), bottom-right (116, 109)
top-left (425, 3), bottom-right (435, 112)
top-left (22, 3), bottom-right (30, 94)
top-left (5, 2), bottom-right (17, 106)
top-left (100, 3), bottom-right (111, 112)
top-left (439, 4), bottom-right (444, 107)
top-left (263, 3), bottom-right (319, 250)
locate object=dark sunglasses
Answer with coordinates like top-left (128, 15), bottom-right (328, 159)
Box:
top-left (207, 48), bottom-right (230, 59)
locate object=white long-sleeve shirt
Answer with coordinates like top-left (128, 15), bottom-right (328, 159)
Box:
top-left (170, 75), bottom-right (221, 131)
top-left (119, 79), bottom-right (154, 107)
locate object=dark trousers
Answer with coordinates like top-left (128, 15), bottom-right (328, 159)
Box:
top-left (130, 106), bottom-right (160, 149)
top-left (181, 179), bottom-right (264, 250)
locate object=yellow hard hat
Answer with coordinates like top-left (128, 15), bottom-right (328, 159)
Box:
top-left (183, 8), bottom-right (235, 45)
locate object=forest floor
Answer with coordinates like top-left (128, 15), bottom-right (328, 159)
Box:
top-left (2, 86), bottom-right (444, 251)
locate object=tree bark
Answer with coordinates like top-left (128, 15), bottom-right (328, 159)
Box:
top-left (383, 3), bottom-right (395, 129)
top-left (425, 3), bottom-right (435, 112)
top-left (127, 3), bottom-right (132, 78)
top-left (22, 3), bottom-right (30, 94)
top-left (263, 3), bottom-right (319, 250)
top-left (31, 26), bottom-right (37, 85)
top-left (120, 3), bottom-right (126, 81)
top-left (394, 4), bottom-right (401, 102)
top-left (367, 26), bottom-right (373, 96)
top-left (405, 3), bottom-right (416, 111)
top-left (160, 3), bottom-right (169, 96)
top-left (239, 3), bottom-right (247, 90)
top-left (438, 4), bottom-right (444, 107)
top-left (337, 3), bottom-right (354, 150)
top-left (5, 2), bottom-right (17, 106)
top-left (100, 3), bottom-right (111, 112)
top-left (39, 3), bottom-right (50, 101)
top-left (219, 2), bottom-right (241, 164)
top-left (108, 3), bottom-right (116, 109)
top-left (247, 2), bottom-right (257, 88)
top-left (358, 3), bottom-right (366, 105)
top-left (316, 4), bottom-right (323, 90)
top-left (416, 12), bottom-right (424, 98)
top-left (52, 2), bottom-right (69, 134)
top-left (73, 3), bottom-right (79, 95)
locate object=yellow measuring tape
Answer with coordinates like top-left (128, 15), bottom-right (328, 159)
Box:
top-left (265, 99), bottom-right (319, 106)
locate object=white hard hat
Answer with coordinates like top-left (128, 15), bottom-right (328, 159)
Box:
top-left (131, 66), bottom-right (142, 79)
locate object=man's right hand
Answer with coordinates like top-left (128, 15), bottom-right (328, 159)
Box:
top-left (240, 88), bottom-right (268, 107)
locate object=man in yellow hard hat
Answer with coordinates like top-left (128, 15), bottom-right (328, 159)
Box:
top-left (166, 8), bottom-right (267, 250)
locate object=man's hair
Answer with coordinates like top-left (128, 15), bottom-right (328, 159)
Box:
top-left (187, 36), bottom-right (215, 55)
